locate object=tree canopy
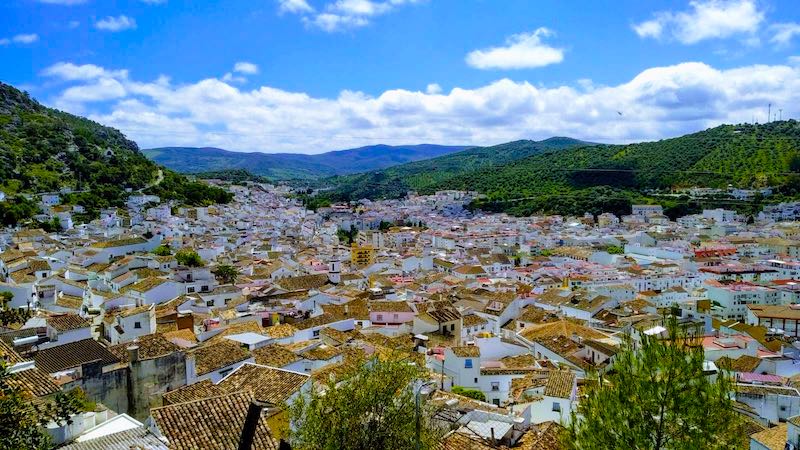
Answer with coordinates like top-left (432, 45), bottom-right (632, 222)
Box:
top-left (564, 318), bottom-right (743, 450)
top-left (175, 249), bottom-right (203, 267)
top-left (213, 264), bottom-right (239, 284)
top-left (289, 357), bottom-right (442, 450)
top-left (0, 358), bottom-right (89, 449)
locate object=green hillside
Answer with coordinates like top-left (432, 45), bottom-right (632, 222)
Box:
top-left (322, 122), bottom-right (800, 218)
top-left (0, 82), bottom-right (232, 226)
top-left (321, 137), bottom-right (592, 201)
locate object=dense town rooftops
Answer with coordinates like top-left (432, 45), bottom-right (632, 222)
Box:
top-left (150, 390), bottom-right (279, 450)
top-left (34, 338), bottom-right (121, 373)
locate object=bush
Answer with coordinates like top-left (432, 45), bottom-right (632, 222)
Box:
top-left (451, 386), bottom-right (486, 402)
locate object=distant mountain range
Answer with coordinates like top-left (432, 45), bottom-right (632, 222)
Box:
top-left (143, 144), bottom-right (471, 180)
top-left (320, 122), bottom-right (800, 218)
top-left (321, 137), bottom-right (594, 200)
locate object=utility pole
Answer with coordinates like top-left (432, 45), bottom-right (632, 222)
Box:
top-left (415, 381), bottom-right (435, 450)
top-left (768, 103), bottom-right (771, 123)
top-left (780, 109), bottom-right (783, 121)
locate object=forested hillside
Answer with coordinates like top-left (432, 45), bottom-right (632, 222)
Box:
top-left (0, 82), bottom-right (231, 225)
top-left (321, 137), bottom-right (592, 201)
top-left (322, 122), bottom-right (800, 218)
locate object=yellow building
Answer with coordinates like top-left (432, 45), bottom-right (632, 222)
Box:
top-left (351, 244), bottom-right (376, 267)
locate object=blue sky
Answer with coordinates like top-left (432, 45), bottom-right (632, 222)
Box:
top-left (2, 0), bottom-right (800, 153)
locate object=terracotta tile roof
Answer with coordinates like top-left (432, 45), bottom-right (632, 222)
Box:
top-left (717, 355), bottom-right (762, 373)
top-left (55, 293), bottom-right (84, 310)
top-left (438, 432), bottom-right (497, 450)
top-left (462, 314), bottom-right (488, 327)
top-left (163, 328), bottom-right (198, 345)
top-left (319, 327), bottom-right (355, 345)
top-left (0, 338), bottom-right (25, 364)
top-left (59, 427), bottom-right (167, 450)
top-left (370, 300), bottom-right (413, 313)
top-left (206, 321), bottom-right (264, 343)
top-left (150, 390), bottom-right (279, 450)
top-left (108, 333), bottom-right (180, 362)
top-left (544, 370), bottom-right (575, 399)
top-left (263, 323), bottom-right (298, 339)
top-left (33, 338), bottom-right (120, 373)
top-left (7, 366), bottom-right (61, 397)
top-left (276, 274), bottom-right (329, 291)
top-left (519, 320), bottom-right (608, 341)
top-left (91, 236), bottom-right (148, 249)
top-left (47, 313), bottom-right (90, 332)
top-left (165, 363), bottom-right (308, 406)
top-left (300, 344), bottom-right (341, 361)
top-left (322, 297), bottom-right (370, 320)
top-left (518, 421), bottom-right (565, 450)
top-left (292, 313), bottom-right (342, 330)
top-left (192, 340), bottom-right (251, 376)
top-left (499, 353), bottom-right (537, 369)
top-left (127, 277), bottom-right (169, 293)
top-left (162, 379), bottom-right (220, 405)
top-left (252, 344), bottom-right (301, 368)
top-left (450, 346), bottom-right (480, 358)
top-left (750, 423), bottom-right (788, 450)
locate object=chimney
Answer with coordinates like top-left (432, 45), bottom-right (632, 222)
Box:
top-left (128, 345), bottom-right (140, 363)
top-left (238, 399), bottom-right (269, 450)
top-left (185, 353), bottom-right (197, 384)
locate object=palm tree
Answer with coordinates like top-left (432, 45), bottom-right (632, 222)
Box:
top-left (214, 264), bottom-right (240, 284)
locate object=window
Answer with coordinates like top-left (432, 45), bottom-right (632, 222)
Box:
top-left (552, 402), bottom-right (561, 412)
top-left (134, 321), bottom-right (141, 329)
top-left (491, 382), bottom-right (499, 391)
top-left (377, 314), bottom-right (383, 322)
top-left (393, 313), bottom-right (399, 320)
top-left (201, 285), bottom-right (209, 292)
top-left (206, 300), bottom-right (214, 307)
top-left (313, 330), bottom-right (320, 337)
top-left (450, 324), bottom-right (455, 331)
top-left (464, 359), bottom-right (473, 369)
top-left (492, 399), bottom-right (500, 406)
top-left (187, 287), bottom-right (195, 293)
top-left (474, 378), bottom-right (478, 384)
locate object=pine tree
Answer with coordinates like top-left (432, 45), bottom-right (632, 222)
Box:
top-left (564, 317), bottom-right (742, 450)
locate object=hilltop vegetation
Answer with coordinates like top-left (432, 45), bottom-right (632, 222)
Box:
top-left (322, 122), bottom-right (800, 218)
top-left (0, 82), bottom-right (231, 225)
top-left (322, 137), bottom-right (591, 201)
top-left (143, 144), bottom-right (470, 180)
top-left (192, 168), bottom-right (271, 184)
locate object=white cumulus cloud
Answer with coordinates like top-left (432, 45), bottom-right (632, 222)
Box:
top-left (278, 0), bottom-right (314, 14)
top-left (633, 0), bottom-right (764, 44)
top-left (95, 15), bottom-right (137, 32)
top-left (466, 28), bottom-right (564, 70)
top-left (233, 62), bottom-right (259, 74)
top-left (42, 62), bottom-right (129, 81)
top-left (13, 33), bottom-right (39, 44)
top-left (282, 0), bottom-right (423, 32)
top-left (771, 23), bottom-right (800, 47)
top-left (39, 60), bottom-right (800, 153)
